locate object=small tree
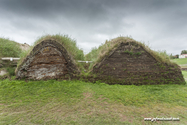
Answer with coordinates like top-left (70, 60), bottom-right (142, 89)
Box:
top-left (169, 54), bottom-right (174, 59)
top-left (181, 50), bottom-right (187, 55)
top-left (175, 54), bottom-right (179, 58)
top-left (170, 54), bottom-right (179, 59)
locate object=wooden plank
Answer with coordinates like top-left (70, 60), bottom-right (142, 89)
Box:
top-left (1, 57), bottom-right (20, 61)
top-left (78, 61), bottom-right (92, 63)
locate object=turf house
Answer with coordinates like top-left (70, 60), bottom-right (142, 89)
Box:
top-left (16, 35), bottom-right (84, 80)
top-left (86, 37), bottom-right (185, 85)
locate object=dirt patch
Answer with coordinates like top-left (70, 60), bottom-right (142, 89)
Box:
top-left (83, 92), bottom-right (93, 99)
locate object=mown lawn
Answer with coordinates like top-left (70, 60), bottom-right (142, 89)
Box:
top-left (0, 78), bottom-right (187, 125)
top-left (171, 58), bottom-right (187, 65)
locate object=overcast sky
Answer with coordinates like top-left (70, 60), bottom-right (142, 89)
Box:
top-left (0, 0), bottom-right (186, 55)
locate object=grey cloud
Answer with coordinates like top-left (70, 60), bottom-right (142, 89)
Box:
top-left (0, 0), bottom-right (186, 55)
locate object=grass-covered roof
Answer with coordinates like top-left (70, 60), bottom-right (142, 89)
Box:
top-left (16, 34), bottom-right (85, 72)
top-left (85, 36), bottom-right (178, 71)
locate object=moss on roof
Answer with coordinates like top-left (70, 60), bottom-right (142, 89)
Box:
top-left (85, 36), bottom-right (178, 71)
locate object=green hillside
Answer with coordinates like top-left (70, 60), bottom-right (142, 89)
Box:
top-left (0, 38), bottom-right (22, 77)
top-left (0, 37), bottom-right (22, 58)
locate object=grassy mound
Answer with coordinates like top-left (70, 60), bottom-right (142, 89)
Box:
top-left (16, 34), bottom-right (85, 73)
top-left (0, 38), bottom-right (22, 77)
top-left (0, 37), bottom-right (22, 58)
top-left (86, 36), bottom-right (177, 71)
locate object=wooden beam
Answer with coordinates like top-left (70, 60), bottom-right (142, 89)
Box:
top-left (78, 60), bottom-right (92, 63)
top-left (1, 57), bottom-right (20, 61)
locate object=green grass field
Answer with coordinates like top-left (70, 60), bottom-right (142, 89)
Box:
top-left (0, 78), bottom-right (187, 125)
top-left (171, 58), bottom-right (187, 65)
top-left (171, 58), bottom-right (187, 68)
